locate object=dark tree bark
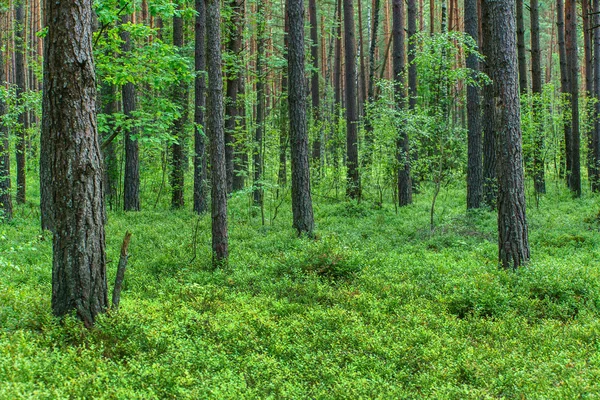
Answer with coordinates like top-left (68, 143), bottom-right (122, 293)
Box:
top-left (483, 0), bottom-right (530, 269)
top-left (363, 0), bottom-right (380, 152)
top-left (465, 0), bottom-right (482, 209)
top-left (583, 0), bottom-right (594, 186)
top-left (171, 10), bottom-right (188, 208)
top-left (344, 0), bottom-right (360, 199)
top-left (287, 0), bottom-right (315, 236)
top-left (530, 0), bottom-right (546, 193)
top-left (232, 70), bottom-right (247, 191)
top-left (565, 0), bottom-right (580, 196)
top-left (194, 0), bottom-right (209, 214)
top-left (100, 81), bottom-right (118, 210)
top-left (253, 3), bottom-right (266, 207)
top-left (393, 0), bottom-right (412, 206)
top-left (481, 0), bottom-right (497, 209)
top-left (0, 30), bottom-right (12, 222)
top-left (407, 0), bottom-right (417, 110)
top-left (516, 0), bottom-right (528, 94)
top-left (225, 0), bottom-right (244, 193)
top-left (557, 0), bottom-right (572, 182)
top-left (309, 0), bottom-right (321, 167)
top-left (44, 0), bottom-right (108, 326)
top-left (121, 14), bottom-right (140, 211)
top-left (279, 12), bottom-right (290, 189)
top-left (593, 0), bottom-right (600, 192)
top-left (206, 0), bottom-right (229, 264)
top-left (15, 1), bottom-right (26, 204)
top-left (334, 0), bottom-right (342, 110)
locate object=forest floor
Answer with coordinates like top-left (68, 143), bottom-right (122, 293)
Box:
top-left (1, 180), bottom-right (600, 398)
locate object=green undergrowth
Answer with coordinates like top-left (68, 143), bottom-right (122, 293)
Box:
top-left (1, 182), bottom-right (600, 398)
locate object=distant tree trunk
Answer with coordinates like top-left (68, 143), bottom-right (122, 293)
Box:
top-left (15, 1), bottom-right (26, 204)
top-left (484, 0), bottom-right (530, 269)
top-left (465, 0), bottom-right (482, 209)
top-left (232, 70), bottom-right (247, 191)
top-left (287, 0), bottom-right (315, 235)
top-left (393, 0), bottom-right (412, 206)
top-left (565, 0), bottom-right (580, 196)
top-left (557, 0), bottom-right (572, 183)
top-left (481, 0), bottom-right (497, 208)
top-left (430, 0), bottom-right (435, 35)
top-left (121, 14), bottom-right (140, 211)
top-left (516, 0), bottom-right (527, 94)
top-left (530, 0), bottom-right (546, 194)
top-left (225, 0), bottom-right (244, 193)
top-left (583, 0), bottom-right (594, 187)
top-left (171, 10), bottom-right (188, 208)
top-left (44, 0), bottom-right (108, 326)
top-left (334, 0), bottom-right (342, 111)
top-left (253, 2), bottom-right (266, 207)
top-left (279, 12), bottom-right (289, 188)
top-left (206, 0), bottom-right (229, 264)
top-left (407, 0), bottom-right (417, 110)
top-left (363, 0), bottom-right (380, 154)
top-left (100, 82), bottom-right (118, 210)
top-left (194, 0), bottom-right (208, 214)
top-left (593, 0), bottom-right (600, 192)
top-left (357, 0), bottom-right (367, 117)
top-left (309, 0), bottom-right (321, 168)
top-left (344, 0), bottom-right (360, 199)
top-left (0, 30), bottom-right (12, 222)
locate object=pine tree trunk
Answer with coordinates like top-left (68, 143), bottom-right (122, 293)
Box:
top-left (583, 0), bottom-right (594, 186)
top-left (253, 3), bottom-right (266, 207)
top-left (309, 0), bottom-right (321, 167)
top-left (344, 0), bottom-right (361, 199)
top-left (0, 27), bottom-right (12, 221)
top-left (121, 14), bottom-right (140, 211)
top-left (100, 81), bottom-right (118, 210)
top-left (407, 0), bottom-right (417, 110)
top-left (279, 12), bottom-right (289, 188)
top-left (44, 0), bottom-right (107, 326)
top-left (15, 2), bottom-right (26, 204)
top-left (516, 0), bottom-right (528, 94)
top-left (557, 0), bottom-right (572, 182)
top-left (194, 0), bottom-right (209, 214)
top-left (465, 0), bottom-right (482, 209)
top-left (593, 0), bottom-right (600, 191)
top-left (530, 0), bottom-right (546, 194)
top-left (484, 0), bottom-right (530, 269)
top-left (206, 0), bottom-right (229, 264)
top-left (393, 0), bottom-right (412, 206)
top-left (565, 0), bottom-right (580, 196)
top-left (287, 0), bottom-right (315, 235)
top-left (363, 0), bottom-right (380, 154)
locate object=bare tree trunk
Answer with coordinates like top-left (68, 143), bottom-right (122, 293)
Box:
top-left (530, 0), bottom-right (546, 193)
top-left (44, 0), bottom-right (108, 326)
top-left (393, 0), bottom-right (412, 206)
top-left (15, 1), bottom-right (26, 204)
top-left (484, 0), bottom-right (530, 268)
top-left (363, 0), bottom-right (380, 155)
top-left (206, 0), bottom-right (229, 264)
top-left (287, 0), bottom-right (315, 235)
top-left (309, 0), bottom-right (321, 168)
top-left (583, 0), bottom-right (594, 186)
top-left (565, 0), bottom-right (580, 196)
top-left (0, 25), bottom-right (12, 221)
top-left (557, 0), bottom-right (572, 183)
top-left (279, 12), bottom-right (289, 188)
top-left (516, 0), bottom-right (528, 94)
top-left (100, 81), bottom-right (118, 211)
top-left (593, 0), bottom-right (600, 191)
top-left (253, 2), bottom-right (266, 207)
top-left (194, 0), bottom-right (209, 214)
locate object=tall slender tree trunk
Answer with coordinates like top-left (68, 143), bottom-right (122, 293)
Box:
top-left (363, 0), bottom-right (380, 155)
top-left (593, 0), bottom-right (600, 191)
top-left (407, 0), bottom-right (417, 110)
top-left (206, 0), bottom-right (229, 265)
top-left (393, 0), bottom-right (412, 206)
top-left (121, 14), bottom-right (140, 211)
top-left (287, 0), bottom-right (315, 235)
top-left (484, 0), bottom-right (530, 268)
top-left (344, 0), bottom-right (361, 199)
top-left (309, 0), bottom-right (321, 168)
top-left (279, 12), bottom-right (289, 188)
top-left (516, 0), bottom-right (528, 94)
top-left (530, 0), bottom-right (546, 193)
top-left (557, 0), bottom-right (572, 183)
top-left (0, 26), bottom-right (12, 222)
top-left (15, 1), bottom-right (26, 204)
top-left (565, 0), bottom-right (580, 196)
top-left (253, 3), bottom-right (266, 207)
top-left (232, 2), bottom-right (247, 192)
top-left (583, 0), bottom-right (594, 186)
top-left (465, 0), bottom-right (482, 209)
top-left (44, 0), bottom-right (108, 326)
top-left (194, 0), bottom-right (208, 214)
top-left (100, 81), bottom-right (118, 210)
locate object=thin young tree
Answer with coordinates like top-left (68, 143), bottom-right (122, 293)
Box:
top-left (206, 0), bottom-right (229, 264)
top-left (0, 27), bottom-right (12, 222)
top-left (344, 0), bottom-right (360, 199)
top-left (287, 0), bottom-right (315, 236)
top-left (484, 0), bottom-right (530, 268)
top-left (44, 0), bottom-right (108, 326)
top-left (194, 0), bottom-right (208, 214)
top-left (530, 0), bottom-right (546, 193)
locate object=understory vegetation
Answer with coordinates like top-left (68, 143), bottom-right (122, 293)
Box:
top-left (1, 179), bottom-right (599, 399)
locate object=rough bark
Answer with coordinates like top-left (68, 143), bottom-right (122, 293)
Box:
top-left (393, 0), bottom-right (412, 206)
top-left (484, 0), bottom-right (530, 269)
top-left (15, 1), bottom-right (26, 204)
top-left (565, 0), bottom-right (580, 196)
top-left (593, 0), bottom-right (600, 191)
top-left (530, 0), bottom-right (546, 193)
top-left (194, 0), bottom-right (209, 214)
top-left (206, 0), bottom-right (229, 264)
top-left (557, 0), bottom-right (572, 182)
top-left (44, 0), bottom-right (108, 326)
top-left (309, 0), bottom-right (321, 167)
top-left (465, 0), bottom-right (482, 209)
top-left (344, 0), bottom-right (360, 199)
top-left (516, 0), bottom-right (528, 94)
top-left (363, 0), bottom-right (380, 151)
top-left (0, 29), bottom-right (12, 221)
top-left (287, 0), bottom-right (315, 235)
top-left (583, 0), bottom-right (594, 187)
top-left (121, 14), bottom-right (140, 211)
top-left (407, 0), bottom-right (417, 110)
top-left (279, 12), bottom-right (289, 188)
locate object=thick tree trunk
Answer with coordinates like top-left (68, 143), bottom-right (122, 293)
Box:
top-left (194, 0), bottom-right (209, 214)
top-left (121, 14), bottom-right (140, 211)
top-left (565, 0), bottom-right (580, 196)
top-left (516, 0), bottom-right (528, 94)
top-left (484, 0), bottom-right (530, 269)
top-left (530, 0), bottom-right (546, 193)
top-left (465, 0), bottom-right (482, 209)
top-left (171, 10), bottom-right (188, 208)
top-left (557, 0), bottom-right (572, 182)
top-left (393, 0), bottom-right (412, 206)
top-left (344, 0), bottom-right (361, 199)
top-left (253, 3), bottom-right (266, 207)
top-left (481, 0), bottom-right (497, 209)
top-left (309, 0), bottom-right (321, 167)
top-left (15, 2), bottom-right (26, 204)
top-left (287, 0), bottom-right (315, 235)
top-left (206, 0), bottom-right (229, 264)
top-left (0, 31), bottom-right (12, 222)
top-left (44, 0), bottom-right (108, 326)
top-left (593, 0), bottom-right (600, 192)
